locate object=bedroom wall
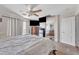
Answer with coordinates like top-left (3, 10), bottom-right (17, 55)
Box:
top-left (0, 17), bottom-right (7, 38)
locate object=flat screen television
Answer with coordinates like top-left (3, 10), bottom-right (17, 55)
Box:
top-left (39, 17), bottom-right (46, 22)
top-left (30, 20), bottom-right (39, 26)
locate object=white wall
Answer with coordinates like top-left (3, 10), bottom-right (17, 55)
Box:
top-left (0, 17), bottom-right (7, 38)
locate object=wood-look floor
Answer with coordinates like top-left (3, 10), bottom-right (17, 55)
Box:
top-left (19, 38), bottom-right (79, 55)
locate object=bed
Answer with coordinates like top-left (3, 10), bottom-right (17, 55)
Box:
top-left (0, 35), bottom-right (42, 55)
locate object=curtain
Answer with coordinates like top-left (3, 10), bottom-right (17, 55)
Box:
top-left (1, 16), bottom-right (29, 38)
top-left (6, 17), bottom-right (11, 36)
top-left (2, 16), bottom-right (17, 37)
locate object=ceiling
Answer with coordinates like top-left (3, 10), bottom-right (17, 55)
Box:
top-left (2, 4), bottom-right (78, 20)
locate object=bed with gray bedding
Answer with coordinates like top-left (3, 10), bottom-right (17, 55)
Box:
top-left (0, 35), bottom-right (42, 55)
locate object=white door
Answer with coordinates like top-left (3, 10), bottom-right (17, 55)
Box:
top-left (60, 16), bottom-right (75, 46)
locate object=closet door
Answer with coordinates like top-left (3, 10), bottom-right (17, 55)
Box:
top-left (60, 16), bottom-right (75, 46)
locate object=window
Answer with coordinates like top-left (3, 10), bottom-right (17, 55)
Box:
top-left (22, 21), bottom-right (27, 35)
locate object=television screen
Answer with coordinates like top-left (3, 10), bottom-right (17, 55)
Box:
top-left (30, 20), bottom-right (39, 26)
top-left (39, 17), bottom-right (46, 22)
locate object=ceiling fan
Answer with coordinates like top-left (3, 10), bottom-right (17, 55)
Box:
top-left (21, 4), bottom-right (42, 17)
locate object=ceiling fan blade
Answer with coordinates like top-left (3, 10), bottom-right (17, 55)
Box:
top-left (33, 14), bottom-right (39, 16)
top-left (33, 9), bottom-right (42, 13)
top-left (22, 13), bottom-right (31, 17)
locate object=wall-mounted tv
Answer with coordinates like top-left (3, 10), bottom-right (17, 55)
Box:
top-left (39, 17), bottom-right (46, 22)
top-left (30, 20), bottom-right (39, 26)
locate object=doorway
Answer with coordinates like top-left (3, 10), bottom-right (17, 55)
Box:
top-left (31, 26), bottom-right (39, 36)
